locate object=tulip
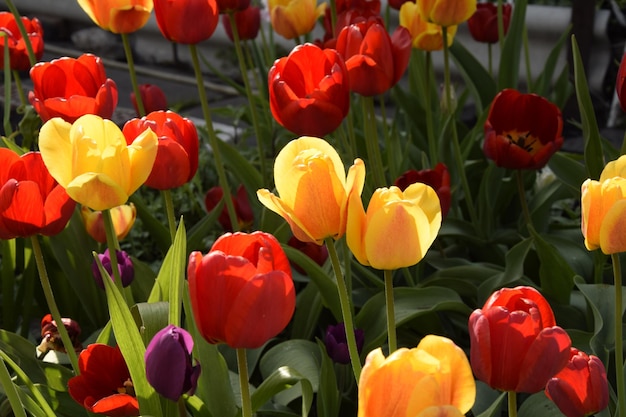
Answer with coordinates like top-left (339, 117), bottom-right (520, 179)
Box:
top-left (417, 0), bottom-right (476, 28)
top-left (222, 6), bottom-right (262, 42)
top-left (467, 3), bottom-right (512, 44)
top-left (204, 184), bottom-right (254, 231)
top-left (616, 53), bottom-right (626, 112)
top-left (468, 286), bottom-right (572, 393)
top-left (483, 89), bottom-right (563, 170)
top-left (325, 323), bottom-right (364, 364)
top-left (321, 0), bottom-right (380, 42)
top-left (287, 235), bottom-right (329, 274)
top-left (217, 0), bottom-right (250, 13)
top-left (81, 204), bottom-right (137, 244)
top-left (0, 149), bottom-right (75, 240)
top-left (257, 136), bottom-right (366, 245)
top-left (399, 1), bottom-right (457, 52)
top-left (92, 249), bottom-right (135, 289)
top-left (347, 183), bottom-right (441, 270)
top-left (28, 54), bottom-right (119, 123)
top-left (153, 0), bottom-right (219, 44)
top-left (0, 12), bottom-right (44, 71)
top-left (581, 176), bottom-right (626, 254)
top-left (38, 314), bottom-right (82, 354)
top-left (68, 344), bottom-right (139, 416)
top-left (77, 0), bottom-right (153, 34)
top-left (358, 335), bottom-right (475, 417)
top-left (268, 43), bottom-right (350, 137)
top-left (122, 111), bottom-right (199, 190)
top-left (268, 0), bottom-right (326, 40)
top-left (130, 84), bottom-right (168, 117)
top-left (145, 325), bottom-right (201, 401)
top-left (38, 114), bottom-right (158, 211)
top-left (394, 163), bottom-right (451, 218)
top-left (188, 231), bottom-right (296, 349)
top-left (335, 18), bottom-right (412, 96)
top-left (545, 348), bottom-right (609, 417)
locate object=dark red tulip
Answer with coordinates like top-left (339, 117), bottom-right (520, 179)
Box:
top-left (123, 110), bottom-right (199, 190)
top-left (0, 149), bottom-right (75, 239)
top-left (287, 235), bottom-right (329, 274)
top-left (469, 286), bottom-right (571, 393)
top-left (467, 3), bottom-right (512, 44)
top-left (217, 0), bottom-right (250, 13)
top-left (483, 89), bottom-right (563, 170)
top-left (222, 6), bottom-right (261, 41)
top-left (616, 53), bottom-right (626, 112)
top-left (321, 0), bottom-right (380, 42)
top-left (38, 314), bottom-right (82, 354)
top-left (68, 344), bottom-right (139, 417)
top-left (335, 18), bottom-right (412, 96)
top-left (0, 12), bottom-right (44, 71)
top-left (545, 348), bottom-right (609, 417)
top-left (269, 43), bottom-right (350, 136)
top-left (394, 162), bottom-right (451, 218)
top-left (188, 231), bottom-right (295, 349)
top-left (204, 184), bottom-right (254, 231)
top-left (130, 84), bottom-right (168, 116)
top-left (153, 0), bottom-right (219, 44)
top-left (28, 53), bottom-right (118, 123)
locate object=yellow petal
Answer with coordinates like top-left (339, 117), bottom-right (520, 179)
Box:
top-left (415, 406), bottom-right (466, 417)
top-left (339, 158), bottom-right (366, 239)
top-left (600, 154), bottom-right (626, 181)
top-left (66, 173), bottom-right (128, 211)
top-left (404, 183), bottom-right (442, 241)
top-left (346, 178), bottom-right (368, 266)
top-left (599, 199), bottom-right (626, 254)
top-left (126, 127), bottom-right (158, 195)
top-left (257, 189), bottom-right (322, 244)
top-left (38, 117), bottom-right (74, 188)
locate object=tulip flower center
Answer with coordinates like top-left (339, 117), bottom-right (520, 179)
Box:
top-left (117, 378), bottom-right (135, 397)
top-left (505, 130), bottom-right (541, 155)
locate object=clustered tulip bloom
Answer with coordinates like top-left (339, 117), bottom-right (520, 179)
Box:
top-left (545, 348), bottom-right (609, 417)
top-left (81, 204), bottom-right (137, 244)
top-left (188, 231), bottom-right (296, 349)
top-left (145, 325), bottom-right (201, 402)
top-left (358, 335), bottom-right (475, 417)
top-left (0, 149), bottom-right (75, 240)
top-left (321, 0), bottom-right (380, 42)
top-left (257, 136), bottom-right (365, 245)
top-left (38, 114), bottom-right (158, 211)
top-left (335, 18), bottom-right (412, 96)
top-left (468, 286), bottom-right (572, 393)
top-left (417, 0), bottom-right (476, 27)
top-left (38, 314), bottom-right (82, 354)
top-left (394, 162), bottom-right (451, 218)
top-left (92, 249), bottom-right (135, 289)
top-left (269, 43), bottom-right (350, 137)
top-left (0, 12), bottom-right (44, 71)
top-left (204, 184), bottom-right (254, 231)
top-left (28, 54), bottom-right (119, 123)
top-left (325, 322), bottom-right (364, 364)
top-left (68, 344), bottom-right (139, 416)
top-left (467, 3), bottom-right (512, 44)
top-left (347, 183), bottom-right (442, 270)
top-left (483, 88), bottom-right (563, 170)
top-left (123, 110), bottom-right (199, 190)
top-left (130, 84), bottom-right (168, 117)
top-left (154, 0), bottom-right (219, 44)
top-left (268, 0), bottom-right (325, 40)
top-left (616, 53), bottom-right (626, 112)
top-left (77, 0), bottom-right (153, 34)
top-left (222, 6), bottom-right (261, 41)
top-left (399, 1), bottom-right (457, 51)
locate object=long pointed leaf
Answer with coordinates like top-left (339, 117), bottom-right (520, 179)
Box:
top-left (498, 0), bottom-right (527, 90)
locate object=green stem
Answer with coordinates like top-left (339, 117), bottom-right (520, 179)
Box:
top-left (0, 355), bottom-right (27, 417)
top-left (329, 0), bottom-right (338, 37)
top-left (30, 236), bottom-right (80, 373)
top-left (236, 348), bottom-right (253, 417)
top-left (12, 71), bottom-right (26, 107)
top-left (522, 24), bottom-right (533, 92)
top-left (488, 43), bottom-right (493, 77)
top-left (4, 0), bottom-right (36, 66)
top-left (497, 0), bottom-right (505, 51)
top-left (612, 253), bottom-right (626, 417)
top-left (325, 237), bottom-right (362, 383)
top-left (2, 34), bottom-right (12, 137)
top-left (422, 52), bottom-right (437, 164)
top-left (508, 391), bottom-right (517, 417)
top-left (188, 43), bottom-right (240, 231)
top-left (121, 33), bottom-right (145, 117)
top-left (162, 189), bottom-right (177, 243)
top-left (384, 269), bottom-right (397, 353)
top-left (102, 209), bottom-right (128, 303)
top-left (515, 170), bottom-right (533, 231)
top-left (362, 96), bottom-right (386, 187)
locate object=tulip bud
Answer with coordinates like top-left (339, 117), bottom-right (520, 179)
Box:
top-left (92, 249), bottom-right (134, 289)
top-left (325, 323), bottom-right (364, 364)
top-left (38, 314), bottom-right (83, 354)
top-left (130, 84), bottom-right (168, 117)
top-left (81, 204), bottom-right (137, 243)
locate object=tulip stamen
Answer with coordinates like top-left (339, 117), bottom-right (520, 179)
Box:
top-left (506, 131), bottom-right (538, 154)
top-left (117, 378), bottom-right (135, 397)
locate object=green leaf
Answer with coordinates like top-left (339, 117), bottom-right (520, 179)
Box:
top-left (253, 366), bottom-right (314, 416)
top-left (0, 356), bottom-right (27, 417)
top-left (532, 24), bottom-right (571, 97)
top-left (131, 301), bottom-right (170, 346)
top-left (548, 152), bottom-right (586, 193)
top-left (315, 340), bottom-right (339, 417)
top-left (450, 41), bottom-right (496, 112)
top-left (290, 281), bottom-right (323, 340)
top-left (518, 392), bottom-right (563, 417)
top-left (529, 227), bottom-right (575, 304)
top-left (215, 137), bottom-right (263, 192)
top-left (497, 0), bottom-right (527, 90)
top-left (129, 193), bottom-right (171, 253)
top-left (474, 383), bottom-right (505, 417)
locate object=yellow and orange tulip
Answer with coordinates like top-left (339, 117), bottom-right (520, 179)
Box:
top-left (81, 204), bottom-right (137, 243)
top-left (38, 115), bottom-right (158, 211)
top-left (399, 1), bottom-right (457, 51)
top-left (417, 0), bottom-right (476, 28)
top-left (77, 0), bottom-right (153, 34)
top-left (581, 176), bottom-right (626, 254)
top-left (257, 136), bottom-right (365, 245)
top-left (347, 183), bottom-right (441, 270)
top-left (268, 0), bottom-right (325, 40)
top-left (358, 335), bottom-right (476, 417)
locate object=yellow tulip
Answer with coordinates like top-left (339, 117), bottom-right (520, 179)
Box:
top-left (358, 335), bottom-right (476, 417)
top-left (581, 177), bottom-right (626, 254)
top-left (418, 0), bottom-right (476, 28)
top-left (81, 203), bottom-right (137, 243)
top-left (268, 0), bottom-right (326, 40)
top-left (399, 1), bottom-right (457, 51)
top-left (77, 0), bottom-right (153, 34)
top-left (257, 136), bottom-right (365, 245)
top-left (39, 115), bottom-right (158, 211)
top-left (347, 183), bottom-right (441, 270)
top-left (600, 154), bottom-right (626, 181)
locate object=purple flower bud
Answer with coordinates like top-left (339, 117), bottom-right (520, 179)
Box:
top-left (325, 323), bottom-right (364, 365)
top-left (91, 249), bottom-right (134, 289)
top-left (145, 325), bottom-right (201, 401)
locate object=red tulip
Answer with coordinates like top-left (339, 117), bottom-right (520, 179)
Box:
top-left (0, 149), bottom-right (75, 239)
top-left (222, 6), bottom-right (261, 41)
top-left (68, 344), bottom-right (139, 417)
top-left (153, 0), bottom-right (219, 44)
top-left (468, 286), bottom-right (572, 393)
top-left (483, 89), bottom-right (563, 170)
top-left (321, 0), bottom-right (380, 42)
top-left (38, 314), bottom-right (82, 354)
top-left (188, 231), bottom-right (295, 349)
top-left (122, 110), bottom-right (199, 190)
top-left (130, 84), bottom-right (168, 117)
top-left (335, 18), bottom-right (412, 96)
top-left (217, 0), bottom-right (250, 13)
top-left (287, 235), bottom-right (329, 274)
top-left (394, 162), bottom-right (451, 218)
top-left (0, 12), bottom-right (44, 71)
top-left (269, 43), bottom-right (350, 136)
top-left (28, 53), bottom-right (118, 123)
top-left (204, 184), bottom-right (254, 231)
top-left (545, 348), bottom-right (609, 417)
top-left (467, 3), bottom-right (512, 44)
top-left (616, 52), bottom-right (626, 112)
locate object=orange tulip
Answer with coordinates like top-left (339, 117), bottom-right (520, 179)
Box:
top-left (268, 0), bottom-right (325, 40)
top-left (417, 0), bottom-right (476, 27)
top-left (581, 177), bottom-right (626, 254)
top-left (399, 1), bottom-right (457, 52)
top-left (81, 204), bottom-right (136, 243)
top-left (77, 0), bottom-right (153, 34)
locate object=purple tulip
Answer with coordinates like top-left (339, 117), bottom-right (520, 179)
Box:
top-left (145, 325), bottom-right (201, 401)
top-left (91, 249), bottom-right (134, 289)
top-left (325, 323), bottom-right (364, 364)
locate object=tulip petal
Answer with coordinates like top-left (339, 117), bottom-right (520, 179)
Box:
top-left (126, 127), bottom-right (158, 195)
top-left (599, 199), bottom-right (626, 254)
top-left (416, 406), bottom-right (466, 417)
top-left (257, 189), bottom-right (321, 243)
top-left (0, 179), bottom-right (45, 236)
top-left (38, 117), bottom-right (74, 187)
top-left (66, 173), bottom-right (129, 211)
